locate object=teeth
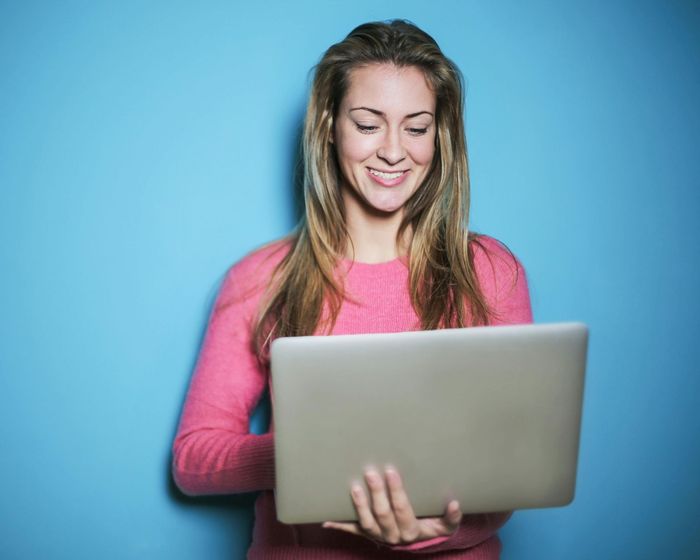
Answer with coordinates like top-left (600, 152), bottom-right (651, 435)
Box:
top-left (369, 169), bottom-right (404, 180)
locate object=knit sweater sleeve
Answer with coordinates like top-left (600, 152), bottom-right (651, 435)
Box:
top-left (391, 236), bottom-right (533, 554)
top-left (172, 247), bottom-right (284, 495)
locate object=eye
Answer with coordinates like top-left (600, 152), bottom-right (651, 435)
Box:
top-left (355, 123), bottom-right (379, 134)
top-left (407, 127), bottom-right (429, 136)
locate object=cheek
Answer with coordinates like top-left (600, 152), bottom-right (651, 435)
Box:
top-left (337, 132), bottom-right (376, 165)
top-left (412, 141), bottom-right (436, 166)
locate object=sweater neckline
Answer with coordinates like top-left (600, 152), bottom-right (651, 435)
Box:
top-left (339, 256), bottom-right (408, 276)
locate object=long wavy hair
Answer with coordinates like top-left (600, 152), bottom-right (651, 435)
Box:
top-left (253, 20), bottom-right (493, 359)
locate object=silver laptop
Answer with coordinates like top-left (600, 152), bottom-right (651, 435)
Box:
top-left (270, 322), bottom-right (588, 524)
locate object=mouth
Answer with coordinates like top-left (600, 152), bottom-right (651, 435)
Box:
top-left (366, 167), bottom-right (409, 186)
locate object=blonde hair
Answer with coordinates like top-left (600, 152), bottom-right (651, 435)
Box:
top-left (253, 20), bottom-right (492, 359)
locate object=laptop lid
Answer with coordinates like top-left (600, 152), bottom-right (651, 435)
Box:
top-left (271, 322), bottom-right (588, 524)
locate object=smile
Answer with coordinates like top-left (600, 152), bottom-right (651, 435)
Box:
top-left (368, 168), bottom-right (406, 180)
top-left (366, 167), bottom-right (410, 187)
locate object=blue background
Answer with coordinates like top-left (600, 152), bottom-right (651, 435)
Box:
top-left (1, 1), bottom-right (699, 558)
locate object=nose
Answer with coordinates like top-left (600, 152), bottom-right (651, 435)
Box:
top-left (377, 127), bottom-right (406, 166)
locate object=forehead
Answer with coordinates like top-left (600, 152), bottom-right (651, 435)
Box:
top-left (341, 63), bottom-right (436, 113)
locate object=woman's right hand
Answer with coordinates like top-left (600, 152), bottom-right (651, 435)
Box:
top-left (322, 466), bottom-right (462, 546)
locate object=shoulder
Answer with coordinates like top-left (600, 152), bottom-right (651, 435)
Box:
top-left (469, 234), bottom-right (522, 282)
top-left (227, 237), bottom-right (292, 284)
top-left (469, 234), bottom-right (533, 324)
top-left (215, 238), bottom-right (292, 310)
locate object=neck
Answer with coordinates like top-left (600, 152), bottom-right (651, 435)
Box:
top-left (344, 206), bottom-right (411, 264)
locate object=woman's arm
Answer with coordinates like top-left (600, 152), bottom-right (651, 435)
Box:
top-left (324, 236), bottom-right (532, 553)
top-left (395, 235), bottom-right (532, 552)
top-left (172, 251), bottom-right (280, 495)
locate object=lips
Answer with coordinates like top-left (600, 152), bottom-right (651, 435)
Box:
top-left (366, 167), bottom-right (409, 187)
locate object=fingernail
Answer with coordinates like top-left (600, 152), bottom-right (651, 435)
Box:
top-left (351, 484), bottom-right (363, 497)
top-left (365, 470), bottom-right (380, 485)
top-left (385, 467), bottom-right (399, 484)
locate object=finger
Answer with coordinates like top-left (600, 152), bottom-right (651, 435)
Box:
top-left (365, 470), bottom-right (401, 543)
top-left (322, 521), bottom-right (362, 535)
top-left (441, 500), bottom-right (463, 533)
top-left (384, 467), bottom-right (419, 539)
top-left (350, 483), bottom-right (381, 538)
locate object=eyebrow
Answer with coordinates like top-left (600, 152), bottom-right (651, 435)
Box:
top-left (349, 107), bottom-right (434, 119)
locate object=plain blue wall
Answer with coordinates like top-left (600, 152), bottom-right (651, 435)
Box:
top-left (2, 1), bottom-right (698, 558)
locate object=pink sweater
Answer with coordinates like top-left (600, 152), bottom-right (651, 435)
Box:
top-left (173, 235), bottom-right (533, 559)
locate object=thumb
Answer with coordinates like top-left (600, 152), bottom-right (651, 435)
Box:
top-left (442, 500), bottom-right (463, 532)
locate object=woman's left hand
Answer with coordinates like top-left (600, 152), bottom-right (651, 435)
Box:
top-left (322, 467), bottom-right (463, 546)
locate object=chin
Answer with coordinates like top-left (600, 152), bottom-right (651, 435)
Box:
top-left (372, 205), bottom-right (408, 217)
top-left (363, 195), bottom-right (407, 215)
top-left (363, 189), bottom-right (413, 214)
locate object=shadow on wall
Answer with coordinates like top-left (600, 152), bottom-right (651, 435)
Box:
top-left (163, 112), bottom-right (306, 546)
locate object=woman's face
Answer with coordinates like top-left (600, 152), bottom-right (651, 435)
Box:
top-left (333, 63), bottom-right (437, 219)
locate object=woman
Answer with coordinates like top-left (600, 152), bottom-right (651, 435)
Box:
top-left (173, 20), bottom-right (532, 559)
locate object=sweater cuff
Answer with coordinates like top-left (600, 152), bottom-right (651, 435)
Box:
top-left (381, 512), bottom-right (512, 554)
top-left (389, 535), bottom-right (451, 551)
